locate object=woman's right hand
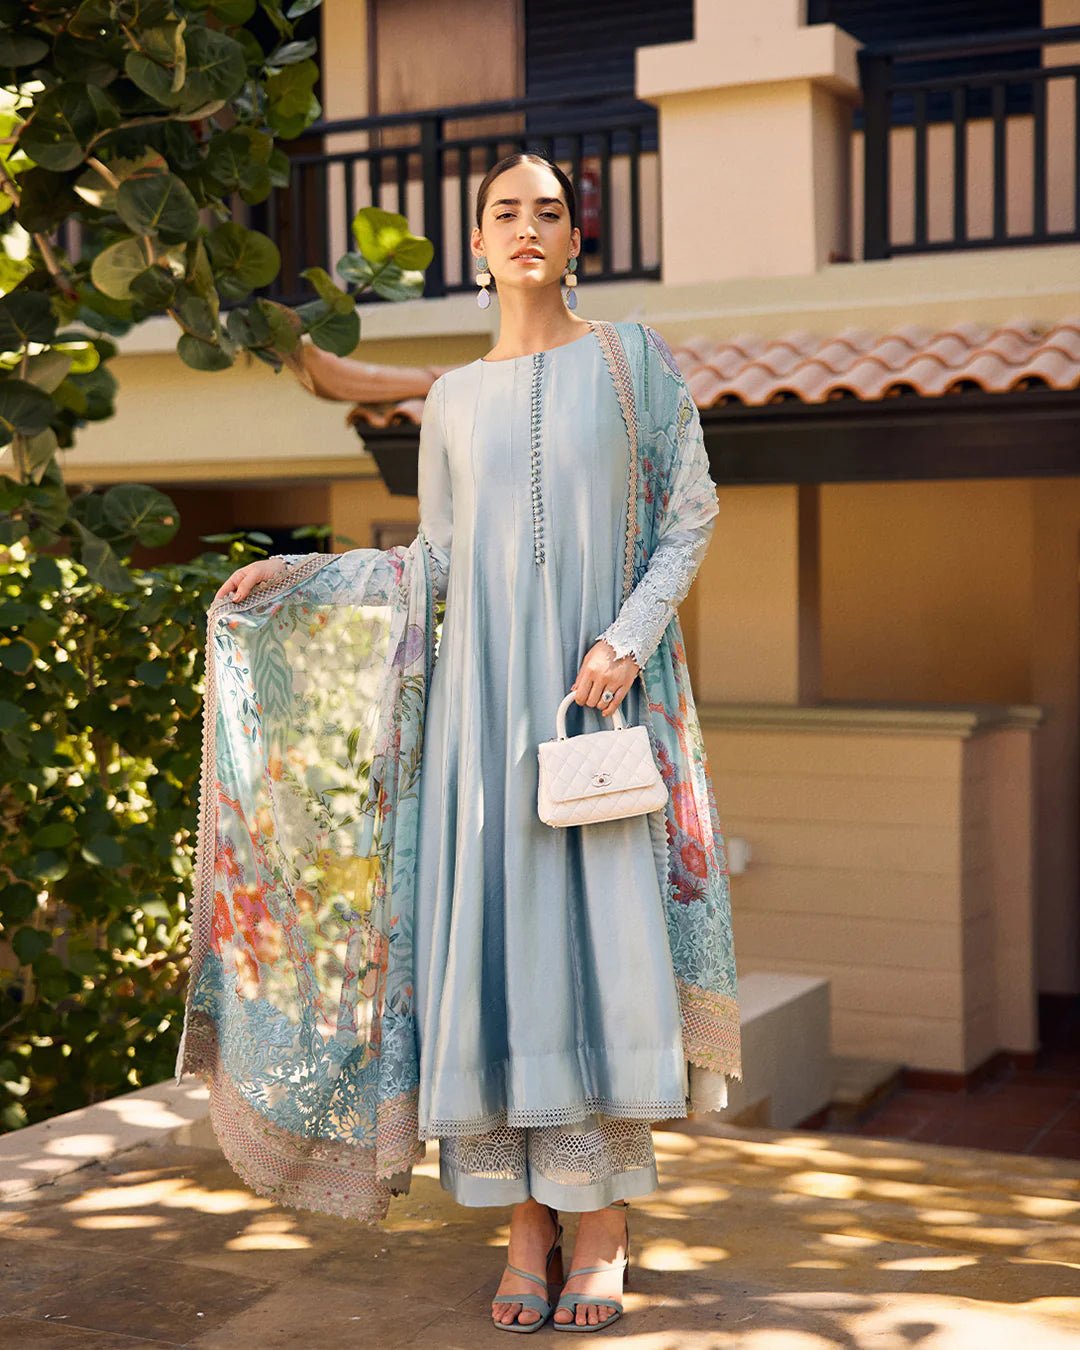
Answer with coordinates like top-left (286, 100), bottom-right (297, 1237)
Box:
top-left (213, 557), bottom-right (288, 603)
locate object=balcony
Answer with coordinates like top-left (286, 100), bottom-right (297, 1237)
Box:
top-left (857, 24), bottom-right (1080, 260)
top-left (245, 24), bottom-right (1080, 301)
top-left (252, 91), bottom-right (661, 308)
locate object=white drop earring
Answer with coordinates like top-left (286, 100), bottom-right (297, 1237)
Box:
top-left (562, 256), bottom-right (578, 310)
top-left (476, 253), bottom-right (493, 309)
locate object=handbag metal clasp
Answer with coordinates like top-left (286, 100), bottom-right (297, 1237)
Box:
top-left (590, 771), bottom-right (613, 788)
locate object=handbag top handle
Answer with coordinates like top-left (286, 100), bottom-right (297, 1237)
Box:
top-left (555, 688), bottom-right (628, 740)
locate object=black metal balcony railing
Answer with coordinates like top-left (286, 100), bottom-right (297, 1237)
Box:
top-left (860, 23), bottom-right (1080, 260)
top-left (251, 90), bottom-right (660, 308)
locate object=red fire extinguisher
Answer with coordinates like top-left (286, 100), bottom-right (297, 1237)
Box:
top-left (579, 157), bottom-right (600, 256)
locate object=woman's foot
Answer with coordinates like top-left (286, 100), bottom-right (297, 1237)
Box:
top-left (552, 1202), bottom-right (629, 1328)
top-left (492, 1199), bottom-right (563, 1328)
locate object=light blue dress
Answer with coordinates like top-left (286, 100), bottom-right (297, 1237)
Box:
top-left (411, 327), bottom-right (688, 1208)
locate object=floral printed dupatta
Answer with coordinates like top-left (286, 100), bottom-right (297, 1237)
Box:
top-left (174, 318), bottom-right (740, 1225)
top-left (593, 320), bottom-right (742, 1102)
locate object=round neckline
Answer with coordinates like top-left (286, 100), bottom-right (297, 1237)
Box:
top-left (477, 322), bottom-right (598, 365)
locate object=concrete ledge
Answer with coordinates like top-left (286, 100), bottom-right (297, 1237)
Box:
top-left (693, 971), bottom-right (832, 1129)
top-left (0, 1078), bottom-right (210, 1204)
top-left (698, 699), bottom-right (1043, 737)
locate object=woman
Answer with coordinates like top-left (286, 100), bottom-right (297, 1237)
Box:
top-left (174, 153), bottom-right (741, 1334)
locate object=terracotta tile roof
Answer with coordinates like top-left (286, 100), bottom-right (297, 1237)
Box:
top-left (681, 317), bottom-right (1080, 407)
top-left (342, 316), bottom-right (1080, 428)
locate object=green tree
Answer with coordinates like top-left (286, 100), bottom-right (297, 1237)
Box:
top-left (0, 0), bottom-right (432, 581)
top-left (0, 1), bottom-right (435, 1128)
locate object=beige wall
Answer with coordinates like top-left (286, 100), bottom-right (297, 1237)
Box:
top-left (705, 708), bottom-right (1038, 1073)
top-left (820, 480), bottom-right (1033, 705)
top-left (819, 477), bottom-right (1080, 997)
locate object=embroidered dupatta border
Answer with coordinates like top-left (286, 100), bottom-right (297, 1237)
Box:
top-left (591, 318), bottom-right (743, 1085)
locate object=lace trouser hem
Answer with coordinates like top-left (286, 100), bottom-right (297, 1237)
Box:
top-left (438, 1112), bottom-right (658, 1211)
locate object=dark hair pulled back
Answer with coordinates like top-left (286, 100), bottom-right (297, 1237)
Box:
top-left (474, 152), bottom-right (578, 232)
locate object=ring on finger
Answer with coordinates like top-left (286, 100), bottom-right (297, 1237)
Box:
top-left (600, 689), bottom-right (614, 703)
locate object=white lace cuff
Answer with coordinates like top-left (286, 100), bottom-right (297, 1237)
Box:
top-left (597, 524), bottom-right (714, 668)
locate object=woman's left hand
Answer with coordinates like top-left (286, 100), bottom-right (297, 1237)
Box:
top-left (572, 640), bottom-right (641, 717)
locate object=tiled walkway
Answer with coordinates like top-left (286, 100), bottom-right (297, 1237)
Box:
top-left (836, 1005), bottom-right (1080, 1161)
top-left (1, 1125), bottom-right (1078, 1347)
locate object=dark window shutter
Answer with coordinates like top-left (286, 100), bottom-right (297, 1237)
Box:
top-left (810, 0), bottom-right (1042, 123)
top-left (523, 0), bottom-right (694, 152)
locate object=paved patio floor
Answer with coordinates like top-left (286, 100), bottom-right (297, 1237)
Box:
top-left (0, 1125), bottom-right (1078, 1348)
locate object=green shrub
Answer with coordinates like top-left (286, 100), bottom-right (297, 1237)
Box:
top-left (0, 514), bottom-right (264, 1130)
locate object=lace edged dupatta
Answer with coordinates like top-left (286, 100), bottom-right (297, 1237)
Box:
top-left (173, 318), bottom-right (741, 1225)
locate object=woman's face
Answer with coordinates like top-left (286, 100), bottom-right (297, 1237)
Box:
top-left (473, 160), bottom-right (579, 294)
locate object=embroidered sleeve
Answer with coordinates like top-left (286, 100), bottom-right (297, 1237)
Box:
top-left (416, 375), bottom-right (452, 600)
top-left (597, 330), bottom-right (718, 668)
top-left (597, 524), bottom-right (714, 668)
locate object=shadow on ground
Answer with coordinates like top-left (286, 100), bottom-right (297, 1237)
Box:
top-left (0, 1124), bottom-right (1078, 1347)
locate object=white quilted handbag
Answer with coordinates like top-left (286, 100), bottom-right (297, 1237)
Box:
top-left (537, 689), bottom-right (669, 828)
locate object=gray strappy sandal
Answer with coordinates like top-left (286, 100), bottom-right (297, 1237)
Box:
top-left (491, 1204), bottom-right (565, 1334)
top-left (553, 1200), bottom-right (630, 1333)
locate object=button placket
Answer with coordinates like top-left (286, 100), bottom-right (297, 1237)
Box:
top-left (529, 351), bottom-right (546, 565)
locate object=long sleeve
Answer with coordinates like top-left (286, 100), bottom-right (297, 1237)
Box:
top-left (596, 329), bottom-right (718, 668)
top-left (416, 374), bottom-right (452, 601)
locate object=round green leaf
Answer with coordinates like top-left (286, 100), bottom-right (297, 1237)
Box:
top-left (0, 380), bottom-right (56, 448)
top-left (81, 835), bottom-right (125, 868)
top-left (130, 264), bottom-right (178, 309)
top-left (19, 82), bottom-right (120, 172)
top-left (0, 639), bottom-right (35, 674)
top-left (12, 927), bottom-right (51, 964)
top-left (135, 660), bottom-right (168, 689)
top-left (32, 822), bottom-right (77, 849)
top-left (0, 883), bottom-right (37, 924)
top-left (0, 32), bottom-right (49, 66)
top-left (295, 298), bottom-right (359, 355)
top-left (53, 31), bottom-right (125, 86)
top-left (300, 265), bottom-right (354, 314)
top-left (227, 298), bottom-right (298, 353)
top-left (29, 556), bottom-right (63, 589)
top-left (336, 252), bottom-right (374, 288)
top-left (205, 222), bottom-right (281, 301)
top-left (25, 351), bottom-right (73, 394)
top-left (225, 303), bottom-right (270, 348)
top-left (0, 700), bottom-right (30, 732)
top-left (68, 0), bottom-right (116, 42)
top-left (267, 38), bottom-right (317, 66)
top-left (103, 483), bottom-right (180, 548)
top-left (391, 233), bottom-right (434, 271)
top-left (117, 171), bottom-right (200, 243)
top-left (0, 291), bottom-right (58, 350)
top-left (181, 26), bottom-right (248, 107)
top-left (125, 49), bottom-right (179, 105)
top-left (265, 58), bottom-right (320, 138)
top-left (178, 294), bottom-right (218, 340)
top-left (73, 521), bottom-right (136, 592)
top-left (351, 206), bottom-right (410, 265)
top-left (177, 333), bottom-right (235, 371)
top-left (15, 168), bottom-right (81, 235)
top-left (90, 238), bottom-right (152, 301)
top-left (24, 428), bottom-right (59, 483)
top-left (369, 260), bottom-right (425, 303)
